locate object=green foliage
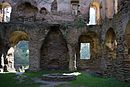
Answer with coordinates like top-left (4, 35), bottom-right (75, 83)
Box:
top-left (70, 72), bottom-right (130, 87)
top-left (61, 16), bottom-right (86, 30)
top-left (24, 70), bottom-right (70, 78)
top-left (0, 73), bottom-right (39, 87)
top-left (56, 72), bottom-right (130, 87)
top-left (74, 15), bottom-right (86, 29)
top-left (1, 71), bottom-right (130, 87)
top-left (62, 22), bottom-right (69, 30)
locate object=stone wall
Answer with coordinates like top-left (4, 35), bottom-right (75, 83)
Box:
top-left (0, 0), bottom-right (130, 82)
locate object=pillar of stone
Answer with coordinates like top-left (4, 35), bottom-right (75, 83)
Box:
top-left (29, 41), bottom-right (41, 71)
top-left (68, 44), bottom-right (77, 71)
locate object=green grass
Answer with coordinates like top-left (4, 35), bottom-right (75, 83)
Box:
top-left (1, 71), bottom-right (130, 87)
top-left (0, 73), bottom-right (39, 87)
top-left (68, 72), bottom-right (130, 87)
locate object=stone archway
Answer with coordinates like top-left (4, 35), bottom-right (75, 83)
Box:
top-left (40, 27), bottom-right (69, 70)
top-left (5, 31), bottom-right (29, 72)
top-left (0, 2), bottom-right (12, 22)
top-left (104, 28), bottom-right (117, 76)
top-left (77, 31), bottom-right (99, 71)
top-left (105, 28), bottom-right (117, 61)
top-left (88, 1), bottom-right (100, 25)
top-left (16, 2), bottom-right (38, 21)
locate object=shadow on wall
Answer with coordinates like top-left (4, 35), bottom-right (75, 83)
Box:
top-left (40, 27), bottom-right (69, 70)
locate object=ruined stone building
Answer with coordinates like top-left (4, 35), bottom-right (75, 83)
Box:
top-left (0, 0), bottom-right (130, 82)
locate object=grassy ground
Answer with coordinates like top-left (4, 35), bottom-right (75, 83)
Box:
top-left (0, 71), bottom-right (130, 87)
top-left (0, 73), bottom-right (39, 87)
top-left (70, 72), bottom-right (130, 87)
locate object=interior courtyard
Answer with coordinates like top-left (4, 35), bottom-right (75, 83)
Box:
top-left (0, 0), bottom-right (130, 87)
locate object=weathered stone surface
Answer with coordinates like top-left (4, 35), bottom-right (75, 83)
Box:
top-left (42, 73), bottom-right (76, 81)
top-left (0, 0), bottom-right (130, 83)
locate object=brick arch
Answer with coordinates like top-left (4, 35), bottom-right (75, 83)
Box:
top-left (4, 30), bottom-right (30, 72)
top-left (105, 28), bottom-right (117, 60)
top-left (5, 26), bottom-right (30, 42)
top-left (8, 31), bottom-right (29, 46)
top-left (15, 1), bottom-right (38, 20)
top-left (0, 0), bottom-right (13, 6)
top-left (89, 1), bottom-right (101, 24)
top-left (102, 27), bottom-right (117, 42)
top-left (16, 0), bottom-right (37, 8)
top-left (40, 27), bottom-right (69, 70)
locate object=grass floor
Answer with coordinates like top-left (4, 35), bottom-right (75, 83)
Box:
top-left (69, 72), bottom-right (130, 87)
top-left (0, 71), bottom-right (130, 87)
top-left (0, 73), bottom-right (39, 87)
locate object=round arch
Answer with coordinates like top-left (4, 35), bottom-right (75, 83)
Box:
top-left (0, 2), bottom-right (12, 22)
top-left (9, 31), bottom-right (29, 46)
top-left (5, 31), bottom-right (29, 72)
top-left (16, 2), bottom-right (38, 18)
top-left (89, 1), bottom-right (100, 24)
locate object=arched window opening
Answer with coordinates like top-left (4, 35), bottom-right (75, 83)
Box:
top-left (71, 0), bottom-right (80, 15)
top-left (0, 2), bottom-right (12, 22)
top-left (40, 7), bottom-right (48, 15)
top-left (6, 31), bottom-right (29, 72)
top-left (88, 7), bottom-right (96, 25)
top-left (87, 2), bottom-right (100, 25)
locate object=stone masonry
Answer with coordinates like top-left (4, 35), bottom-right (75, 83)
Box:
top-left (0, 0), bottom-right (130, 82)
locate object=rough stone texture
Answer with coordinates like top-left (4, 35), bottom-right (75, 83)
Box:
top-left (42, 74), bottom-right (76, 81)
top-left (0, 0), bottom-right (130, 82)
top-left (40, 27), bottom-right (69, 70)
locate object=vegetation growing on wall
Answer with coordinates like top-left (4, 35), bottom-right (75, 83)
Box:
top-left (74, 15), bottom-right (86, 29)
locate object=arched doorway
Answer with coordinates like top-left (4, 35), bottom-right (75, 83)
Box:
top-left (0, 2), bottom-right (12, 22)
top-left (16, 2), bottom-right (38, 21)
top-left (6, 31), bottom-right (29, 72)
top-left (77, 32), bottom-right (99, 70)
top-left (40, 27), bottom-right (69, 70)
